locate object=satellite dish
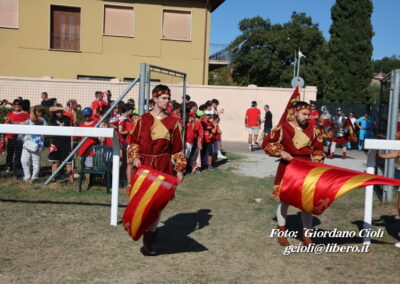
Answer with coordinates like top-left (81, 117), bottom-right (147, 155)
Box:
top-left (291, 76), bottom-right (305, 88)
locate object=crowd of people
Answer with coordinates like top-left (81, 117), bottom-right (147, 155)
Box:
top-left (245, 101), bottom-right (377, 158)
top-left (0, 87), bottom-right (227, 185)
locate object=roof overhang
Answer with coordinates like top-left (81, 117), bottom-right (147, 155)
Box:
top-left (209, 0), bottom-right (225, 12)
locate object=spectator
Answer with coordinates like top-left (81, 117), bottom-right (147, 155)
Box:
top-left (211, 99), bottom-right (223, 115)
top-left (184, 102), bottom-right (198, 161)
top-left (21, 99), bottom-right (30, 112)
top-left (106, 90), bottom-right (114, 105)
top-left (21, 106), bottom-right (47, 183)
top-left (378, 150), bottom-right (400, 248)
top-left (346, 112), bottom-right (357, 150)
top-left (1, 99), bottom-right (30, 177)
top-left (245, 101), bottom-right (261, 151)
top-left (204, 101), bottom-right (214, 115)
top-left (41, 92), bottom-right (53, 108)
top-left (50, 98), bottom-right (57, 107)
top-left (213, 114), bottom-right (226, 160)
top-left (201, 113), bottom-right (215, 169)
top-left (91, 91), bottom-right (108, 122)
top-left (78, 107), bottom-right (97, 169)
top-left (48, 106), bottom-right (74, 183)
top-left (308, 103), bottom-right (319, 127)
top-left (65, 99), bottom-right (78, 126)
top-left (185, 95), bottom-right (191, 104)
top-left (259, 104), bottom-right (273, 143)
top-left (171, 102), bottom-right (182, 121)
top-left (190, 110), bottom-right (204, 173)
top-left (118, 105), bottom-right (132, 186)
top-left (126, 98), bottom-right (135, 111)
top-left (355, 112), bottom-right (377, 150)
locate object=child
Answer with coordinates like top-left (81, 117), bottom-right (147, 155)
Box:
top-left (48, 106), bottom-right (74, 183)
top-left (78, 107), bottom-right (97, 169)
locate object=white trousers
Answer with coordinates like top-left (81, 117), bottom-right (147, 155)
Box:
top-left (330, 142), bottom-right (347, 155)
top-left (21, 148), bottom-right (41, 180)
top-left (147, 217), bottom-right (160, 232)
top-left (277, 201), bottom-right (312, 229)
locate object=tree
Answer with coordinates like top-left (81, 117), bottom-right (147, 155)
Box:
top-left (372, 55), bottom-right (400, 74)
top-left (230, 13), bottom-right (329, 98)
top-left (208, 66), bottom-right (235, 86)
top-left (325, 0), bottom-right (374, 103)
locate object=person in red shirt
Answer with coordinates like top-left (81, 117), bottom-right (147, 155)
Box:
top-left (171, 102), bottom-right (182, 122)
top-left (189, 110), bottom-right (204, 173)
top-left (201, 113), bottom-right (216, 170)
top-left (118, 106), bottom-right (133, 186)
top-left (308, 103), bottom-right (320, 127)
top-left (78, 108), bottom-right (97, 169)
top-left (2, 99), bottom-right (30, 176)
top-left (91, 91), bottom-right (108, 122)
top-left (64, 99), bottom-right (78, 126)
top-left (245, 101), bottom-right (261, 151)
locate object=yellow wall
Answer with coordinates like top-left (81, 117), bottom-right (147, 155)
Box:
top-left (0, 0), bottom-right (211, 84)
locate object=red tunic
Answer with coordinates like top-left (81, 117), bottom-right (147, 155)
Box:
top-left (5, 111), bottom-right (30, 139)
top-left (308, 110), bottom-right (320, 127)
top-left (78, 121), bottom-right (97, 157)
top-left (262, 121), bottom-right (325, 197)
top-left (127, 112), bottom-right (186, 176)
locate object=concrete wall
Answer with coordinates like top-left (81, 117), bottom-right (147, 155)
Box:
top-left (0, 0), bottom-right (211, 84)
top-left (0, 76), bottom-right (317, 142)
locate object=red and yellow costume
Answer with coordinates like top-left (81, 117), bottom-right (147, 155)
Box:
top-left (262, 120), bottom-right (325, 198)
top-left (126, 112), bottom-right (187, 180)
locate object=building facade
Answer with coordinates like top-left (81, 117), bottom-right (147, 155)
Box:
top-left (0, 0), bottom-right (225, 84)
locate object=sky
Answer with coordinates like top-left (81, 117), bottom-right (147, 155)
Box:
top-left (210, 0), bottom-right (400, 60)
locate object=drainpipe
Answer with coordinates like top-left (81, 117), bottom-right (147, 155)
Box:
top-left (202, 0), bottom-right (210, 85)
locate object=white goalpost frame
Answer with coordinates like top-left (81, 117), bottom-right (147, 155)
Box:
top-left (0, 124), bottom-right (120, 226)
top-left (363, 138), bottom-right (400, 244)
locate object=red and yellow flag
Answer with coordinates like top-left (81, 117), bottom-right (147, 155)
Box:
top-left (279, 159), bottom-right (400, 215)
top-left (279, 86), bottom-right (300, 124)
top-left (122, 166), bottom-right (179, 241)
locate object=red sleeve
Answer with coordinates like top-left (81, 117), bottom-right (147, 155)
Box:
top-left (91, 101), bottom-right (99, 110)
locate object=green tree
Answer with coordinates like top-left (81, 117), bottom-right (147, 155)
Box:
top-left (325, 0), bottom-right (374, 103)
top-left (208, 66), bottom-right (235, 86)
top-left (230, 13), bottom-right (329, 98)
top-left (372, 55), bottom-right (400, 74)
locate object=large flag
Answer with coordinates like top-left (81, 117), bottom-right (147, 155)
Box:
top-left (122, 166), bottom-right (179, 241)
top-left (279, 159), bottom-right (400, 215)
top-left (279, 86), bottom-right (300, 124)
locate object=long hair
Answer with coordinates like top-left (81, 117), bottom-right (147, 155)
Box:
top-left (30, 105), bottom-right (44, 125)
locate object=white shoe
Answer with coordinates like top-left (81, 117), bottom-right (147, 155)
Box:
top-left (248, 145), bottom-right (253, 152)
top-left (217, 151), bottom-right (227, 160)
top-left (395, 242), bottom-right (400, 248)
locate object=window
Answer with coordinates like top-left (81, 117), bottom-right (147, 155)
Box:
top-left (104, 5), bottom-right (134, 37)
top-left (78, 75), bottom-right (115, 81)
top-left (162, 10), bottom-right (191, 41)
top-left (0, 0), bottom-right (18, 28)
top-left (50, 6), bottom-right (80, 51)
top-left (124, 78), bottom-right (160, 83)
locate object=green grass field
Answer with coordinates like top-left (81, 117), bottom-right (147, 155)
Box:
top-left (0, 153), bottom-right (399, 283)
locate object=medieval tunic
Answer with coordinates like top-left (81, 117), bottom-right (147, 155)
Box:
top-left (262, 121), bottom-right (325, 197)
top-left (127, 112), bottom-right (186, 179)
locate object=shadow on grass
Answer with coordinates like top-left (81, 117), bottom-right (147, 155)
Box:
top-left (353, 215), bottom-right (400, 242)
top-left (154, 209), bottom-right (212, 255)
top-left (274, 213), bottom-right (393, 245)
top-left (0, 198), bottom-right (127, 208)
